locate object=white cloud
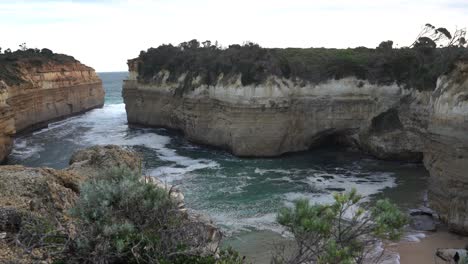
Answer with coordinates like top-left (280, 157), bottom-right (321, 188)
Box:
top-left (0, 0), bottom-right (466, 72)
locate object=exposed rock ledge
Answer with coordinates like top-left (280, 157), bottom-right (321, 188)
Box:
top-left (0, 145), bottom-right (221, 262)
top-left (0, 55), bottom-right (105, 162)
top-left (123, 59), bottom-right (468, 234)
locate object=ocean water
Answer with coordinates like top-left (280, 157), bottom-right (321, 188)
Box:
top-left (7, 72), bottom-right (429, 262)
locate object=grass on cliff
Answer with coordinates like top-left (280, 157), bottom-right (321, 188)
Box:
top-left (0, 48), bottom-right (77, 86)
top-left (134, 39), bottom-right (468, 93)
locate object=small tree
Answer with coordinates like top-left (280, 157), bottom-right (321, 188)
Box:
top-left (376, 41), bottom-right (393, 51)
top-left (412, 23), bottom-right (467, 48)
top-left (19, 42), bottom-right (27, 51)
top-left (275, 189), bottom-right (407, 264)
top-left (40, 48), bottom-right (53, 55)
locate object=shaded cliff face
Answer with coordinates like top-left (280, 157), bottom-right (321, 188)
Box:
top-left (123, 58), bottom-right (468, 234)
top-left (0, 82), bottom-right (15, 162)
top-left (0, 52), bottom-right (105, 162)
top-left (423, 62), bottom-right (468, 234)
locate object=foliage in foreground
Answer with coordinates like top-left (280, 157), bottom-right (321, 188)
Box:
top-left (274, 189), bottom-right (407, 264)
top-left (9, 168), bottom-right (244, 264)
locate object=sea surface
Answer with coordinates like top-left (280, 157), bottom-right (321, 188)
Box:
top-left (8, 72), bottom-right (429, 262)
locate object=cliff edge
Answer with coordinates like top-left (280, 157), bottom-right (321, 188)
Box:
top-left (0, 49), bottom-right (105, 162)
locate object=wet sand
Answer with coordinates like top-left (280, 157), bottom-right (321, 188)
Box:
top-left (390, 228), bottom-right (468, 264)
top-left (226, 228), bottom-right (468, 264)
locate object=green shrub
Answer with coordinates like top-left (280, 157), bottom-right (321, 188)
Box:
top-left (67, 168), bottom-right (183, 263)
top-left (134, 40), bottom-right (468, 93)
top-left (8, 168), bottom-right (244, 263)
top-left (63, 167), bottom-right (243, 263)
top-left (274, 189), bottom-right (407, 264)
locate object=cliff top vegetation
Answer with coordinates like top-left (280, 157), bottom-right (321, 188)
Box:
top-left (0, 45), bottom-right (78, 86)
top-left (133, 25), bottom-right (468, 92)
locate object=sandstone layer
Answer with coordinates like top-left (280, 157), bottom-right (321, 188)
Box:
top-left (123, 59), bottom-right (468, 234)
top-left (0, 82), bottom-right (15, 162)
top-left (0, 54), bottom-right (105, 162)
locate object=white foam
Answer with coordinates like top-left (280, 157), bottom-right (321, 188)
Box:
top-left (148, 159), bottom-right (218, 184)
top-left (306, 171), bottom-right (396, 197)
top-left (368, 241), bottom-right (400, 264)
top-left (208, 212), bottom-right (286, 236)
top-left (10, 138), bottom-right (44, 159)
top-left (254, 168), bottom-right (293, 175)
top-left (12, 104), bottom-right (219, 188)
top-left (403, 232), bottom-right (426, 242)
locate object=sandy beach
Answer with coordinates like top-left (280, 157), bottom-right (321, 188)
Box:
top-left (390, 228), bottom-right (468, 264)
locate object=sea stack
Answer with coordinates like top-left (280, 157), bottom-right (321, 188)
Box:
top-left (0, 49), bottom-right (105, 162)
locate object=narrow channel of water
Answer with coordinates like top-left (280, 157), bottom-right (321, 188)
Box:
top-left (8, 72), bottom-right (429, 262)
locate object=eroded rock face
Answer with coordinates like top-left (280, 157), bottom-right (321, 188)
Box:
top-left (123, 59), bottom-right (468, 233)
top-left (124, 69), bottom-right (402, 156)
top-left (423, 62), bottom-right (468, 234)
top-left (0, 58), bottom-right (104, 162)
top-left (5, 60), bottom-right (105, 133)
top-left (0, 82), bottom-right (15, 162)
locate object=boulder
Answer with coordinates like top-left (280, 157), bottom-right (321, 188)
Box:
top-left (436, 248), bottom-right (468, 263)
top-left (409, 208), bottom-right (438, 232)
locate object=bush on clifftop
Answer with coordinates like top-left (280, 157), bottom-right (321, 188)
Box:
top-left (0, 47), bottom-right (77, 86)
top-left (134, 39), bottom-right (468, 92)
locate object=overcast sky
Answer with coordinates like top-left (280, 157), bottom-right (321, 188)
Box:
top-left (1, 0), bottom-right (467, 72)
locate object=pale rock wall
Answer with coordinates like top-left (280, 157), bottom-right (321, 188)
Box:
top-left (424, 62), bottom-right (468, 234)
top-left (0, 82), bottom-right (15, 162)
top-left (0, 60), bottom-right (104, 162)
top-left (5, 61), bottom-right (104, 133)
top-left (123, 61), bottom-right (468, 234)
top-left (124, 73), bottom-right (402, 156)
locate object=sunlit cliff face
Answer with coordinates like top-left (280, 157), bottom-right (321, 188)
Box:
top-left (0, 57), bottom-right (104, 162)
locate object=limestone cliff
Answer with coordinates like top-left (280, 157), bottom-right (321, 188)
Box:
top-left (0, 82), bottom-right (15, 162)
top-left (123, 56), bottom-right (468, 234)
top-left (0, 51), bottom-right (105, 162)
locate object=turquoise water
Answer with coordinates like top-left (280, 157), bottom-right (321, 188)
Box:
top-left (8, 72), bottom-right (429, 261)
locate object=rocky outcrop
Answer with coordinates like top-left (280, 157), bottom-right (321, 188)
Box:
top-left (67, 144), bottom-right (143, 179)
top-left (0, 146), bottom-right (142, 230)
top-left (0, 145), bottom-right (221, 262)
top-left (123, 58), bottom-right (468, 234)
top-left (0, 53), bottom-right (105, 162)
